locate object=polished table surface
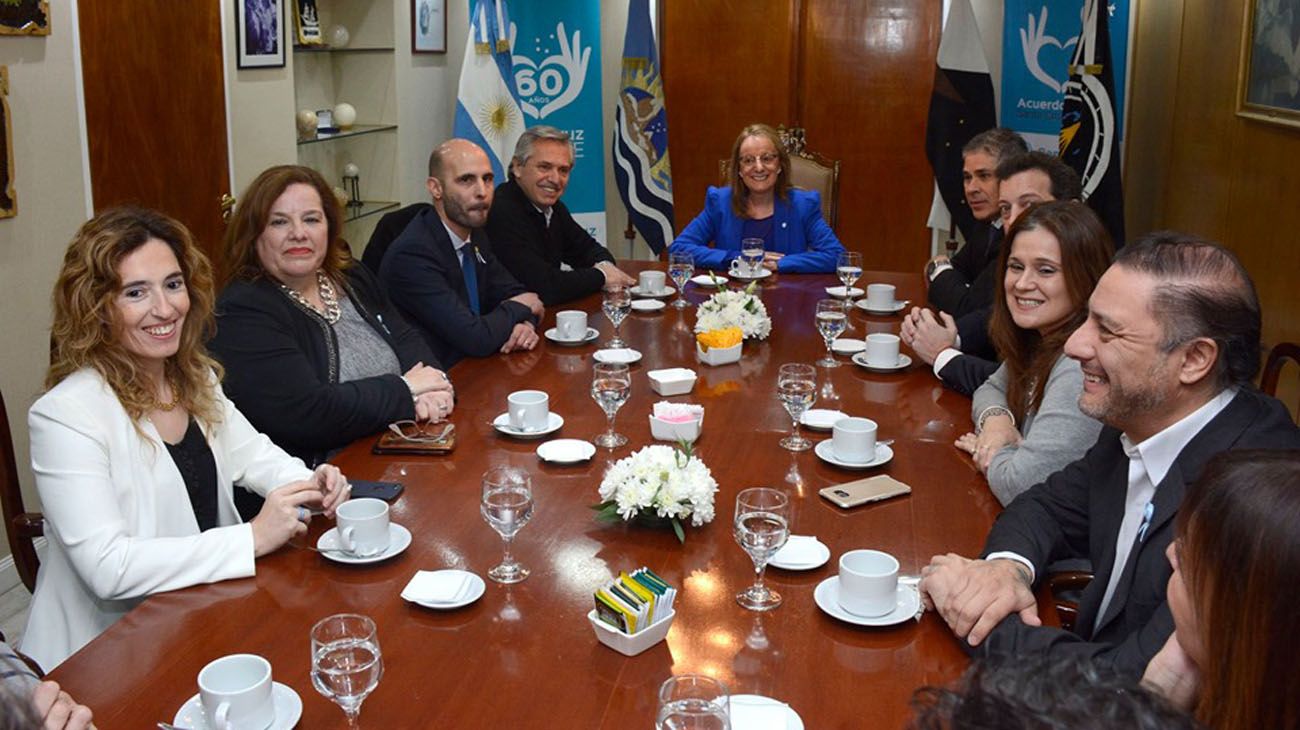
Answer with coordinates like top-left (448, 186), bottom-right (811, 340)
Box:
top-left (48, 266), bottom-right (1004, 729)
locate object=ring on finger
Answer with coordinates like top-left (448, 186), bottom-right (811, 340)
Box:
top-left (296, 506), bottom-right (309, 522)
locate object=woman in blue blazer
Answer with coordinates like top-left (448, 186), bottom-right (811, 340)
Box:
top-left (669, 124), bottom-right (845, 274)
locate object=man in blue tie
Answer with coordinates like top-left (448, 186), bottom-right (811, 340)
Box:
top-left (381, 139), bottom-right (544, 368)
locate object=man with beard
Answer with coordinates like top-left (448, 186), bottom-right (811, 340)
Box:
top-left (381, 139), bottom-right (544, 368)
top-left (486, 126), bottom-right (635, 306)
top-left (918, 232), bottom-right (1300, 677)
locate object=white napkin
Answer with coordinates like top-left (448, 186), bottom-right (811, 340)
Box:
top-left (729, 696), bottom-right (791, 730)
top-left (771, 535), bottom-right (821, 566)
top-left (401, 570), bottom-right (471, 604)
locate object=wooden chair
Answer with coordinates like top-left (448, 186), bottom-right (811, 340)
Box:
top-left (1046, 570), bottom-right (1093, 633)
top-left (718, 125), bottom-right (842, 229)
top-left (1261, 342), bottom-right (1300, 421)
top-left (0, 388), bottom-right (43, 594)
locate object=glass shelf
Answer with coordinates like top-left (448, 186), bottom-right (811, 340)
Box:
top-left (298, 124), bottom-right (398, 145)
top-left (293, 45), bottom-right (395, 54)
top-left (344, 200), bottom-right (400, 223)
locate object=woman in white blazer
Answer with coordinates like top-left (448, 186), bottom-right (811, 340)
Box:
top-left (22, 207), bottom-right (350, 670)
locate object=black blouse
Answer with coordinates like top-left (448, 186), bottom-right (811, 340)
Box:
top-left (164, 419), bottom-right (219, 531)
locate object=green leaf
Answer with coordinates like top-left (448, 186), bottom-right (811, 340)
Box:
top-left (671, 517), bottom-right (686, 543)
top-left (591, 501), bottom-right (622, 522)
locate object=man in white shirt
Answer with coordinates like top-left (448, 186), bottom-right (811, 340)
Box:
top-left (919, 232), bottom-right (1300, 676)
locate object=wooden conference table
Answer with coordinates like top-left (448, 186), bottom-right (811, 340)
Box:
top-left (48, 265), bottom-right (1004, 728)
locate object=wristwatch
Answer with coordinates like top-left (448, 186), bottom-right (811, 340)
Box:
top-left (925, 259), bottom-right (942, 281)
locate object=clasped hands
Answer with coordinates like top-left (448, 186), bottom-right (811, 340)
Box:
top-left (404, 361), bottom-right (455, 422)
top-left (955, 413), bottom-right (1023, 473)
top-left (501, 292), bottom-right (546, 354)
top-left (900, 306), bottom-right (957, 366)
top-left (919, 554), bottom-right (1041, 647)
top-left (251, 464), bottom-right (350, 557)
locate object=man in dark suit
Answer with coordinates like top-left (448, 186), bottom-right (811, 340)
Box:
top-left (380, 139), bottom-right (544, 369)
top-left (485, 125), bottom-right (636, 306)
top-left (905, 152), bottom-right (1083, 395)
top-left (919, 232), bottom-right (1300, 677)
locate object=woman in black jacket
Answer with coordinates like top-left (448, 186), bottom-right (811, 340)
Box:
top-left (211, 165), bottom-right (453, 469)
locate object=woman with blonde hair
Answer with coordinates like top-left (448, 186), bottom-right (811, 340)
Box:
top-left (668, 123), bottom-right (844, 273)
top-left (23, 207), bottom-right (349, 670)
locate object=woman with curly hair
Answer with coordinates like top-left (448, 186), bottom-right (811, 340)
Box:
top-left (22, 207), bottom-right (350, 670)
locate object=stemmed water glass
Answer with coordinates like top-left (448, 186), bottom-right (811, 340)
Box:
top-left (480, 466), bottom-right (534, 583)
top-left (602, 285), bottom-right (632, 348)
top-left (667, 252), bottom-right (694, 309)
top-left (776, 363), bottom-right (816, 451)
top-left (656, 674), bottom-right (731, 729)
top-left (815, 298), bottom-right (847, 368)
top-left (311, 613), bottom-right (383, 728)
top-left (591, 361), bottom-right (631, 448)
top-left (836, 251), bottom-right (863, 328)
top-left (733, 487), bottom-right (790, 611)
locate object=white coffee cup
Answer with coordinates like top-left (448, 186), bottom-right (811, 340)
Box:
top-left (838, 549), bottom-right (900, 617)
top-left (336, 497), bottom-right (391, 557)
top-left (865, 333), bottom-right (901, 367)
top-left (555, 310), bottom-right (587, 341)
top-left (865, 283), bottom-right (897, 309)
top-left (832, 416), bottom-right (878, 464)
top-left (198, 653), bottom-right (275, 730)
top-left (507, 389), bottom-right (549, 432)
top-left (638, 270), bottom-right (667, 294)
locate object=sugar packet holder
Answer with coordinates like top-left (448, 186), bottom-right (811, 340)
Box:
top-left (589, 568), bottom-right (677, 656)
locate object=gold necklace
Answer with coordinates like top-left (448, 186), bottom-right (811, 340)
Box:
top-left (280, 270), bottom-right (342, 324)
top-left (153, 374), bottom-right (181, 412)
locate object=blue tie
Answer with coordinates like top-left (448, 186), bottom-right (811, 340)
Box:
top-left (460, 247), bottom-right (480, 315)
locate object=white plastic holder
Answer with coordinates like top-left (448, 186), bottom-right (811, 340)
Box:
top-left (696, 342), bottom-right (742, 366)
top-left (649, 414), bottom-right (703, 443)
top-left (588, 608), bottom-right (675, 656)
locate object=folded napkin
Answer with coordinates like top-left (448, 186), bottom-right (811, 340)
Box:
top-left (401, 570), bottom-right (471, 604)
top-left (729, 696), bottom-right (791, 730)
top-left (653, 402), bottom-right (704, 423)
top-left (771, 535), bottom-right (821, 566)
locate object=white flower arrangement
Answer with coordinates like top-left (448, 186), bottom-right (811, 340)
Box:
top-left (593, 442), bottom-right (718, 542)
top-left (694, 282), bottom-right (771, 340)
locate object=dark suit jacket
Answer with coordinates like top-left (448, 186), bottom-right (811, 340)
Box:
top-left (976, 387), bottom-right (1300, 677)
top-left (379, 207), bottom-right (536, 369)
top-left (928, 221), bottom-right (1003, 318)
top-left (938, 305), bottom-right (999, 395)
top-left (361, 203), bottom-right (432, 275)
top-left (485, 180), bottom-right (615, 306)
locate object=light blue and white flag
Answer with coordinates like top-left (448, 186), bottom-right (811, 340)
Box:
top-left (611, 0), bottom-right (674, 255)
top-left (454, 0), bottom-right (525, 181)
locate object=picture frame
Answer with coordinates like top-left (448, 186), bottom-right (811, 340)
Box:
top-left (0, 0), bottom-right (49, 36)
top-left (294, 0), bottom-right (323, 46)
top-left (412, 0), bottom-right (446, 54)
top-left (235, 0), bottom-right (285, 69)
top-left (1237, 0), bottom-right (1300, 129)
top-left (0, 67), bottom-right (15, 219)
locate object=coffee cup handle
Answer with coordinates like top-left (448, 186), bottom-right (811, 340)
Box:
top-left (339, 526), bottom-right (355, 553)
top-left (729, 258), bottom-right (742, 271)
top-left (214, 701), bottom-right (231, 730)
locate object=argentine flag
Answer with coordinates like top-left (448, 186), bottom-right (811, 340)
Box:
top-left (454, 0), bottom-right (524, 181)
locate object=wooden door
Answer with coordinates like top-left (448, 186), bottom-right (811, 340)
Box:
top-left (663, 0), bottom-right (941, 272)
top-left (79, 1), bottom-right (230, 262)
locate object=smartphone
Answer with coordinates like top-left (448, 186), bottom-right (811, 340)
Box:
top-left (349, 479), bottom-right (404, 501)
top-left (819, 475), bottom-right (911, 509)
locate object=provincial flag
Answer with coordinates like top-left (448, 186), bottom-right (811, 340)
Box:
top-left (924, 0), bottom-right (996, 244)
top-left (611, 0), bottom-right (674, 255)
top-left (453, 0), bottom-right (525, 181)
top-left (1060, 0), bottom-right (1126, 246)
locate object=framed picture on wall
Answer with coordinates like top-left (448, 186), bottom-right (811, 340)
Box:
top-left (0, 67), bottom-right (16, 218)
top-left (294, 0), bottom-right (323, 46)
top-left (236, 0), bottom-right (285, 69)
top-left (412, 0), bottom-right (446, 54)
top-left (0, 0), bottom-right (49, 36)
top-left (1237, 0), bottom-right (1300, 129)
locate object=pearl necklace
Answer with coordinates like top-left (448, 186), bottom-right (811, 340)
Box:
top-left (281, 270), bottom-right (341, 324)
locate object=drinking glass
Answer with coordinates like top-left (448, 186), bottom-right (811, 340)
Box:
top-left (311, 613), bottom-right (383, 728)
top-left (656, 674), bottom-right (731, 730)
top-left (667, 252), bottom-right (695, 309)
top-left (591, 362), bottom-right (631, 448)
top-left (741, 238), bottom-right (765, 277)
top-left (733, 487), bottom-right (790, 611)
top-left (836, 251), bottom-right (863, 329)
top-left (602, 285), bottom-right (632, 348)
top-left (815, 298), bottom-right (847, 368)
top-left (480, 466), bottom-right (534, 583)
top-left (776, 363), bottom-right (816, 451)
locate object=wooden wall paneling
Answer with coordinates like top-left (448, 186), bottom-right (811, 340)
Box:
top-left (1122, 0), bottom-right (1185, 239)
top-left (79, 1), bottom-right (230, 262)
top-left (799, 0), bottom-right (941, 271)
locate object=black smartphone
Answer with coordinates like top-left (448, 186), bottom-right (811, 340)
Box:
top-left (349, 479), bottom-right (404, 501)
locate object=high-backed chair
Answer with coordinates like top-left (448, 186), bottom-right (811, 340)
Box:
top-left (718, 126), bottom-right (841, 229)
top-left (1261, 341), bottom-right (1300, 422)
top-left (360, 203), bottom-right (433, 275)
top-left (0, 388), bottom-right (43, 594)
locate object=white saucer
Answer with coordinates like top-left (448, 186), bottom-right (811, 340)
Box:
top-left (317, 524), bottom-right (412, 564)
top-left (730, 694), bottom-right (805, 730)
top-left (769, 535), bottom-right (831, 571)
top-left (801, 409), bottom-right (848, 431)
top-left (401, 569), bottom-right (486, 610)
top-left (536, 438), bottom-right (596, 464)
top-left (492, 411), bottom-right (565, 439)
top-left (850, 352), bottom-right (913, 372)
top-left (631, 299), bottom-right (666, 312)
top-left (730, 267), bottom-right (772, 280)
top-left (831, 338), bottom-right (867, 355)
top-left (825, 285), bottom-right (864, 298)
top-left (173, 682), bottom-right (303, 729)
top-left (814, 440), bottom-right (894, 469)
top-left (813, 576), bottom-right (921, 627)
top-left (690, 273), bottom-right (729, 287)
top-left (630, 285), bottom-right (675, 299)
top-left (593, 348), bottom-right (642, 365)
top-left (855, 299), bottom-right (907, 314)
top-left (544, 326), bottom-right (599, 346)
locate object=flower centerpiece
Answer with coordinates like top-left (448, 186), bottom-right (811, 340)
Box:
top-left (593, 442), bottom-right (719, 543)
top-left (694, 282), bottom-right (771, 340)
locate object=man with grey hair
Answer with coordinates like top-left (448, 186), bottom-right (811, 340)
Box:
top-left (486, 125), bottom-right (636, 306)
